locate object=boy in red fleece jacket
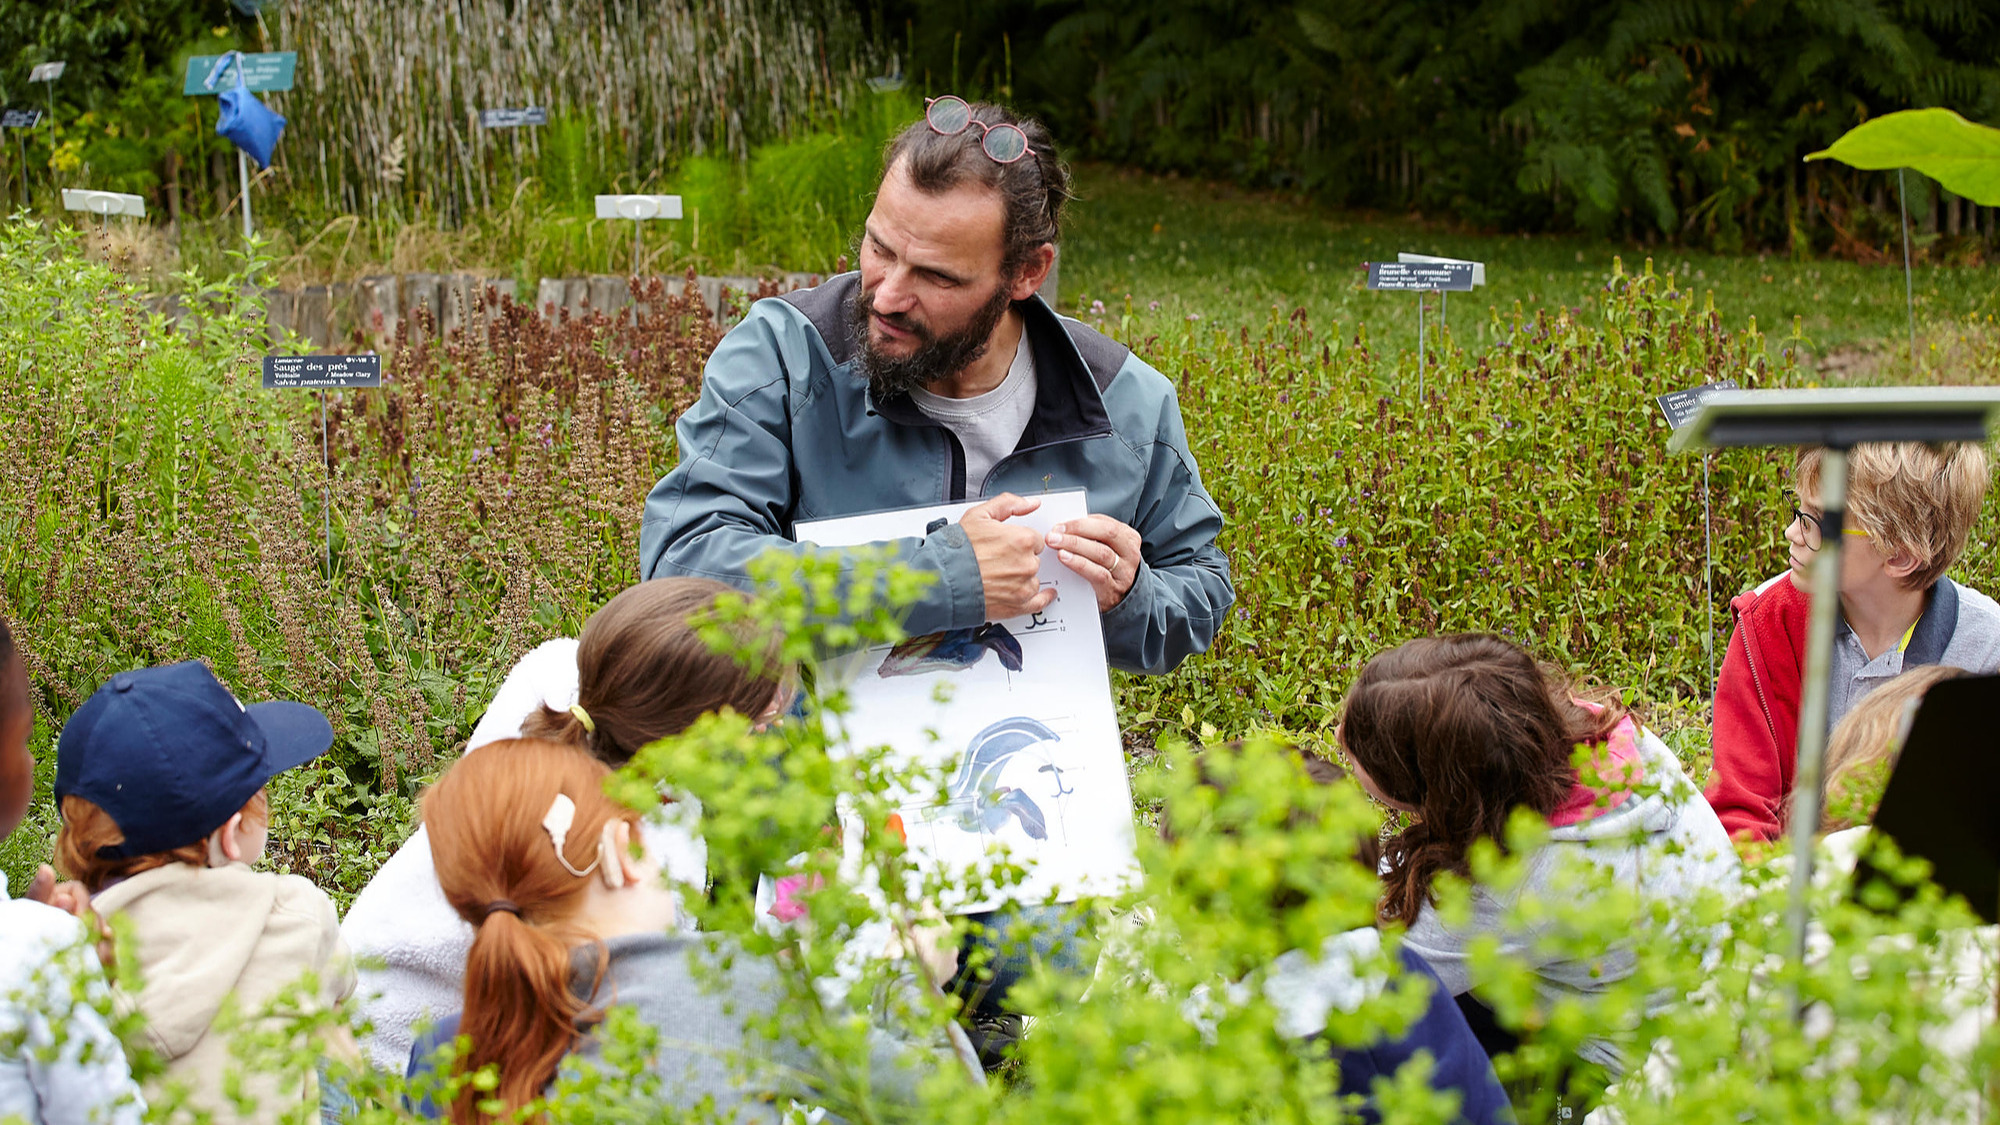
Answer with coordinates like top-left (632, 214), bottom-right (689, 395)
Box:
top-left (1705, 441), bottom-right (2000, 842)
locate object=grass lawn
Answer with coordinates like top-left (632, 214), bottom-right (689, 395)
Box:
top-left (1060, 164), bottom-right (1999, 371)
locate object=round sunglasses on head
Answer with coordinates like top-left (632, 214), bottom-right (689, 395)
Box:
top-left (925, 95), bottom-right (1033, 164)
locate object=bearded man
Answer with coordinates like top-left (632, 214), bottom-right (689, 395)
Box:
top-left (638, 99), bottom-right (1231, 676)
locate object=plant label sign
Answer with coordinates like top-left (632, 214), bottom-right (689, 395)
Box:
top-left (263, 354), bottom-right (382, 390)
top-left (1655, 379), bottom-right (1741, 431)
top-left (182, 52), bottom-right (297, 95)
top-left (29, 62), bottom-right (65, 83)
top-left (594, 194), bottom-right (683, 221)
top-left (1, 109), bottom-right (42, 129)
top-left (1366, 261), bottom-right (1476, 291)
top-left (61, 189), bottom-right (145, 217)
top-left (1397, 252), bottom-right (1486, 287)
top-left (479, 107), bottom-right (548, 128)
top-left (796, 489), bottom-right (1140, 912)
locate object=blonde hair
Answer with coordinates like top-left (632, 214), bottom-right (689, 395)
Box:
top-left (56, 790), bottom-right (270, 894)
top-left (1796, 443), bottom-right (1991, 591)
top-left (1819, 664), bottom-right (1965, 832)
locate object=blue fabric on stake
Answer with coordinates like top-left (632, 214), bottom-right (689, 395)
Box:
top-left (206, 52), bottom-right (285, 170)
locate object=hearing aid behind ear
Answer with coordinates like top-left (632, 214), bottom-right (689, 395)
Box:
top-left (598, 818), bottom-right (623, 889)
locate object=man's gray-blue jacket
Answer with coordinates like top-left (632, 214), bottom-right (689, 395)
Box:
top-left (638, 272), bottom-right (1233, 675)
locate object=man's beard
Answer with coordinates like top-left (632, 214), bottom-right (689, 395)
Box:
top-left (848, 281), bottom-right (1013, 400)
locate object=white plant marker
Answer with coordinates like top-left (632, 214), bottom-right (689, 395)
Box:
top-left (595, 194), bottom-right (683, 276)
top-left (61, 189), bottom-right (146, 218)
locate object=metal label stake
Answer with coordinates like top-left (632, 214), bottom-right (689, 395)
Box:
top-left (1784, 445), bottom-right (1847, 983)
top-left (1898, 169), bottom-right (1916, 366)
top-left (27, 62), bottom-right (63, 201)
top-left (0, 108), bottom-right (44, 208)
top-left (1397, 252), bottom-right (1485, 362)
top-left (1701, 450), bottom-right (1716, 689)
top-left (1656, 379), bottom-right (1738, 690)
top-left (318, 389), bottom-right (332, 575)
top-left (1365, 260), bottom-right (1474, 404)
top-left (239, 149), bottom-right (253, 240)
top-left (1417, 289), bottom-right (1426, 403)
top-left (263, 355), bottom-right (384, 579)
top-left (595, 195), bottom-right (683, 277)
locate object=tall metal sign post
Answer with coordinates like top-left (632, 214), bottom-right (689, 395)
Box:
top-left (182, 52), bottom-right (297, 240)
top-left (1670, 387), bottom-right (2000, 1018)
top-left (1, 109), bottom-right (43, 207)
top-left (28, 61), bottom-right (63, 127)
top-left (26, 62), bottom-right (63, 202)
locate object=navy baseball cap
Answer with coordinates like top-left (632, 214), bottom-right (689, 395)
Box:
top-left (54, 661), bottom-right (333, 858)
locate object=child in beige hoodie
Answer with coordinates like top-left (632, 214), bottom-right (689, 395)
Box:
top-left (52, 661), bottom-right (354, 1124)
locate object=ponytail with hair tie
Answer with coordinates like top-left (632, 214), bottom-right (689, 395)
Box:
top-left (481, 899), bottom-right (521, 921)
top-left (568, 704), bottom-right (595, 734)
top-left (428, 738), bottom-right (631, 1124)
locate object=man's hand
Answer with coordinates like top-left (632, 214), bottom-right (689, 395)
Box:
top-left (962, 493), bottom-right (1056, 621)
top-left (1049, 515), bottom-right (1144, 612)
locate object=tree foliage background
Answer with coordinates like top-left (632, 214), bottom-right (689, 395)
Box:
top-left (9, 0), bottom-right (2000, 254)
top-left (878, 0), bottom-right (2000, 251)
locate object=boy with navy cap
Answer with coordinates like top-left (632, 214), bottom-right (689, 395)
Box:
top-left (53, 660), bottom-right (356, 1125)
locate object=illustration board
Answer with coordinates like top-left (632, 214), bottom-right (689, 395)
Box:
top-left (794, 490), bottom-right (1139, 911)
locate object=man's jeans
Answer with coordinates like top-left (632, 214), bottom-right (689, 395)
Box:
top-left (946, 902), bottom-right (1095, 1024)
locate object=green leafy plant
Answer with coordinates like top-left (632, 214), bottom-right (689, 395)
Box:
top-left (1808, 108), bottom-right (2000, 207)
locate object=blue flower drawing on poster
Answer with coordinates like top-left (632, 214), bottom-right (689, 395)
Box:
top-left (924, 716), bottom-right (1072, 841)
top-left (877, 623), bottom-right (1025, 677)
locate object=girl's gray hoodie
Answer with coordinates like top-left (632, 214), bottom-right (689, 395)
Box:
top-left (1398, 728), bottom-right (1740, 1071)
top-left (561, 932), bottom-right (931, 1122)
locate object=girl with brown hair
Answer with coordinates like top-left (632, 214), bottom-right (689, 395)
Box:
top-left (418, 737), bottom-right (919, 1122)
top-left (1337, 634), bottom-right (1738, 1075)
top-left (344, 577), bottom-right (788, 1071)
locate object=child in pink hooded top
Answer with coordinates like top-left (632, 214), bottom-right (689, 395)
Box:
top-left (1339, 634), bottom-right (1739, 1076)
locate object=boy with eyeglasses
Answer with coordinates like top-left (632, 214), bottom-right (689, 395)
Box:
top-left (1705, 442), bottom-right (2000, 841)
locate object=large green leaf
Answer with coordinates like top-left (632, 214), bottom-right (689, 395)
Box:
top-left (1806, 108), bottom-right (2000, 205)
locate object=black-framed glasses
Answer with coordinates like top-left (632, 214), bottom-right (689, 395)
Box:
top-left (1786, 491), bottom-right (1869, 551)
top-left (925, 95), bottom-right (1034, 164)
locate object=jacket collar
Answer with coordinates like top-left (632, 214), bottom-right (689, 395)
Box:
top-left (1903, 576), bottom-right (1958, 666)
top-left (1832, 575), bottom-right (1958, 665)
top-left (791, 274), bottom-right (1111, 445)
